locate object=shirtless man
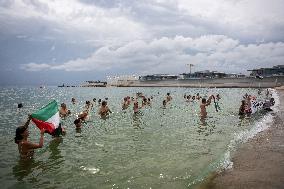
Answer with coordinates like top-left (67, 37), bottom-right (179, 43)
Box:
top-left (133, 101), bottom-right (140, 114)
top-left (14, 115), bottom-right (45, 159)
top-left (200, 95), bottom-right (214, 118)
top-left (59, 103), bottom-right (70, 118)
top-left (122, 97), bottom-right (129, 110)
top-left (166, 93), bottom-right (172, 102)
top-left (98, 101), bottom-right (112, 118)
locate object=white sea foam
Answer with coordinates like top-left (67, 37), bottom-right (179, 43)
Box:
top-left (80, 165), bottom-right (100, 174)
top-left (220, 89), bottom-right (280, 171)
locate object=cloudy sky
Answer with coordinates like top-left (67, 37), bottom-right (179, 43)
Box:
top-left (0, 0), bottom-right (284, 85)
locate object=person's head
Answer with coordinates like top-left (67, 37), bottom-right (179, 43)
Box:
top-left (86, 101), bottom-right (90, 105)
top-left (71, 98), bottom-right (75, 102)
top-left (201, 98), bottom-right (206, 104)
top-left (124, 97), bottom-right (127, 102)
top-left (102, 101), bottom-right (107, 106)
top-left (241, 100), bottom-right (246, 106)
top-left (74, 119), bottom-right (82, 127)
top-left (98, 99), bottom-right (101, 103)
top-left (197, 93), bottom-right (199, 96)
top-left (93, 98), bottom-right (96, 102)
top-left (192, 96), bottom-right (195, 100)
top-left (61, 103), bottom-right (66, 108)
top-left (163, 100), bottom-right (167, 106)
top-left (134, 101), bottom-right (138, 107)
top-left (105, 97), bottom-right (108, 101)
top-left (143, 98), bottom-right (147, 102)
top-left (148, 98), bottom-right (150, 102)
top-left (167, 93), bottom-right (170, 96)
top-left (18, 103), bottom-right (23, 108)
top-left (270, 98), bottom-right (275, 105)
top-left (14, 126), bottom-right (28, 144)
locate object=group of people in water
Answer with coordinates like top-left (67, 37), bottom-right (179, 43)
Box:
top-left (15, 88), bottom-right (275, 159)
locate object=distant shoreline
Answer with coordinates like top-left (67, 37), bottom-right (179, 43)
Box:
top-left (112, 76), bottom-right (284, 88)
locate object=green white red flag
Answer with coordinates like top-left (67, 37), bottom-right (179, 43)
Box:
top-left (31, 100), bottom-right (60, 135)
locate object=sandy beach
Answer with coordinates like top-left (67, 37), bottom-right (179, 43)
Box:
top-left (196, 89), bottom-right (284, 189)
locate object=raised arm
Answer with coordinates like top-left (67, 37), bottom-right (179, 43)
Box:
top-left (26, 129), bottom-right (45, 149)
top-left (206, 95), bottom-right (214, 106)
top-left (23, 115), bottom-right (32, 129)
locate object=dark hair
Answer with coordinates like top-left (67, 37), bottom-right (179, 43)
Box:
top-left (86, 101), bottom-right (90, 104)
top-left (202, 98), bottom-right (206, 103)
top-left (167, 93), bottom-right (170, 96)
top-left (14, 126), bottom-right (27, 144)
top-left (18, 103), bottom-right (23, 108)
top-left (102, 101), bottom-right (107, 106)
top-left (93, 98), bottom-right (96, 102)
top-left (74, 119), bottom-right (81, 125)
top-left (61, 103), bottom-right (66, 108)
top-left (52, 124), bottom-right (63, 137)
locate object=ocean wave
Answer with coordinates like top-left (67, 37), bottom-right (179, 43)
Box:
top-left (219, 88), bottom-right (280, 171)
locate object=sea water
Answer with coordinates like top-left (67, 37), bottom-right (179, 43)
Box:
top-left (0, 87), bottom-right (279, 189)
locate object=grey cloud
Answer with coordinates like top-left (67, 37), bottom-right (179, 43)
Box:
top-left (21, 35), bottom-right (284, 76)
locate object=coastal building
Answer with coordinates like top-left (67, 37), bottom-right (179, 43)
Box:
top-left (248, 65), bottom-right (284, 77)
top-left (139, 74), bottom-right (178, 81)
top-left (107, 75), bottom-right (139, 86)
top-left (81, 80), bottom-right (107, 87)
top-left (180, 70), bottom-right (227, 79)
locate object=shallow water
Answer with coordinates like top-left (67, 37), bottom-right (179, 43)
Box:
top-left (0, 87), bottom-right (278, 189)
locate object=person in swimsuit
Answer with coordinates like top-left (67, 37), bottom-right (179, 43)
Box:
top-left (98, 101), bottom-right (112, 118)
top-left (200, 95), bottom-right (214, 118)
top-left (239, 100), bottom-right (246, 116)
top-left (133, 101), bottom-right (140, 114)
top-left (14, 115), bottom-right (45, 159)
top-left (71, 98), bottom-right (76, 104)
top-left (166, 93), bottom-right (172, 102)
top-left (122, 97), bottom-right (129, 110)
top-left (59, 103), bottom-right (70, 118)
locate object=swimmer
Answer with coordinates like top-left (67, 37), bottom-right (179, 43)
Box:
top-left (166, 93), bottom-right (172, 102)
top-left (74, 118), bottom-right (82, 129)
top-left (98, 101), bottom-right (112, 118)
top-left (71, 98), bottom-right (76, 104)
top-left (122, 97), bottom-right (129, 110)
top-left (239, 100), bottom-right (246, 116)
top-left (59, 103), bottom-right (71, 118)
top-left (162, 99), bottom-right (167, 108)
top-left (14, 115), bottom-right (45, 159)
top-left (200, 95), bottom-right (214, 118)
top-left (78, 110), bottom-right (89, 122)
top-left (133, 101), bottom-right (141, 114)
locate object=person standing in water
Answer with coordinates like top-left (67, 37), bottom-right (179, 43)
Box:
top-left (166, 93), bottom-right (172, 103)
top-left (98, 101), bottom-right (112, 118)
top-left (200, 95), bottom-right (214, 118)
top-left (14, 115), bottom-right (45, 159)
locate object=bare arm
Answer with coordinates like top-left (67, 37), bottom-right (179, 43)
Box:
top-left (108, 107), bottom-right (112, 114)
top-left (23, 115), bottom-right (32, 129)
top-left (206, 95), bottom-right (214, 106)
top-left (27, 129), bottom-right (45, 149)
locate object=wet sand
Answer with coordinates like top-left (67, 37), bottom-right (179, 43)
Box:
top-left (196, 89), bottom-right (284, 189)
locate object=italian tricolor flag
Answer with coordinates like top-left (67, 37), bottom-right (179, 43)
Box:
top-left (31, 100), bottom-right (60, 135)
